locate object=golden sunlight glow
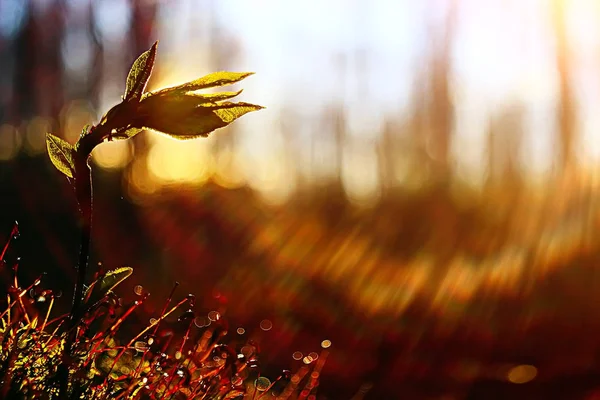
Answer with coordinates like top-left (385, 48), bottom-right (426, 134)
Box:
top-left (212, 148), bottom-right (246, 189)
top-left (126, 157), bottom-right (160, 199)
top-left (244, 154), bottom-right (294, 206)
top-left (93, 140), bottom-right (132, 170)
top-left (147, 132), bottom-right (213, 184)
top-left (61, 100), bottom-right (95, 143)
top-left (432, 258), bottom-right (482, 311)
top-left (341, 142), bottom-right (381, 207)
top-left (25, 117), bottom-right (51, 155)
top-left (235, 174), bottom-right (600, 324)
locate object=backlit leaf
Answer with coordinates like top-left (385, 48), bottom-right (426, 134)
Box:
top-left (212, 102), bottom-right (265, 124)
top-left (124, 41), bottom-right (158, 101)
top-left (148, 71), bottom-right (254, 96)
top-left (138, 95), bottom-right (263, 139)
top-left (46, 133), bottom-right (75, 178)
top-left (83, 266), bottom-right (133, 307)
top-left (184, 89), bottom-right (243, 103)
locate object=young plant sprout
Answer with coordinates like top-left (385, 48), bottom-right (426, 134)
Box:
top-left (45, 41), bottom-right (263, 398)
top-left (0, 40), bottom-right (329, 400)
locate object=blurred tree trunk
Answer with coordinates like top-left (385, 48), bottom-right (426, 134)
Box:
top-left (378, 119), bottom-right (397, 192)
top-left (428, 0), bottom-right (458, 178)
top-left (552, 0), bottom-right (576, 175)
top-left (486, 104), bottom-right (524, 187)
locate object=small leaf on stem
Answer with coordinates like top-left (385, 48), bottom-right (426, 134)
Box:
top-left (138, 95), bottom-right (263, 139)
top-left (124, 41), bottom-right (158, 101)
top-left (83, 266), bottom-right (133, 307)
top-left (147, 71), bottom-right (254, 97)
top-left (184, 89), bottom-right (244, 103)
top-left (46, 133), bottom-right (76, 178)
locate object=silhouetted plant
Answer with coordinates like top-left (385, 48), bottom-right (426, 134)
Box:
top-left (42, 41), bottom-right (273, 399)
top-left (0, 40), bottom-right (329, 400)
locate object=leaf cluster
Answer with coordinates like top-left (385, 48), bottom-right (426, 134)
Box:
top-left (46, 41), bottom-right (263, 179)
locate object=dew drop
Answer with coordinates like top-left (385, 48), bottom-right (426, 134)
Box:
top-left (175, 351), bottom-right (182, 360)
top-left (134, 285), bottom-right (143, 296)
top-left (194, 316), bottom-right (210, 328)
top-left (255, 376), bottom-right (271, 391)
top-left (36, 296), bottom-right (46, 303)
top-left (308, 352), bottom-right (319, 361)
top-left (292, 351), bottom-right (303, 361)
top-left (208, 310), bottom-right (220, 321)
top-left (236, 327), bottom-right (245, 335)
top-left (186, 294), bottom-right (196, 307)
top-left (149, 318), bottom-right (158, 325)
top-left (241, 345), bottom-right (255, 358)
top-left (259, 319), bottom-right (272, 331)
top-left (303, 356), bottom-right (313, 364)
top-left (231, 375), bottom-right (244, 387)
top-left (134, 341), bottom-right (149, 352)
top-left (321, 339), bottom-right (331, 349)
top-left (247, 357), bottom-right (260, 369)
top-left (147, 337), bottom-right (154, 345)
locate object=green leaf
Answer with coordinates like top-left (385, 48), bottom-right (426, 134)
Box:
top-left (138, 95), bottom-right (263, 139)
top-left (211, 101), bottom-right (265, 124)
top-left (83, 266), bottom-right (133, 307)
top-left (124, 41), bottom-right (158, 101)
top-left (184, 89), bottom-right (243, 103)
top-left (46, 133), bottom-right (75, 178)
top-left (148, 71), bottom-right (254, 96)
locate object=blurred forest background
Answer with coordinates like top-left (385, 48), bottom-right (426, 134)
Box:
top-left (3, 0), bottom-right (600, 398)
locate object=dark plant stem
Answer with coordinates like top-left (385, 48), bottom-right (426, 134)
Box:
top-left (58, 155), bottom-right (93, 400)
top-left (71, 157), bottom-right (93, 333)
